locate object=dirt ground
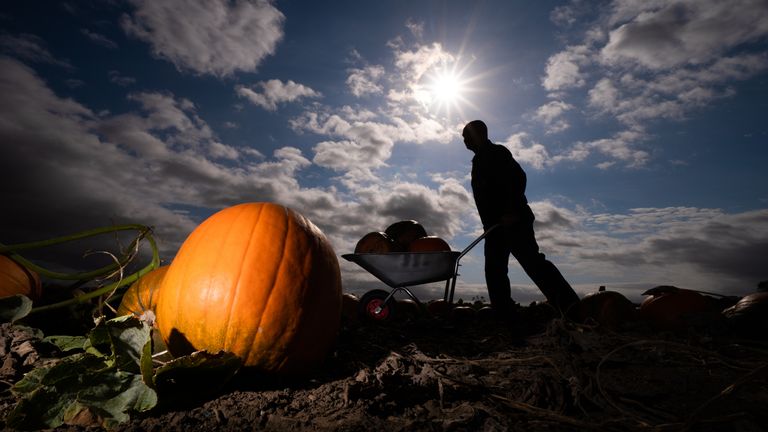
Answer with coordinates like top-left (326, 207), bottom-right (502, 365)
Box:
top-left (2, 303), bottom-right (767, 432)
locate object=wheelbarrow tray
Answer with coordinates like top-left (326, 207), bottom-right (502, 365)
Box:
top-left (342, 251), bottom-right (461, 288)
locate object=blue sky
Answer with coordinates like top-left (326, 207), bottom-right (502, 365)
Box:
top-left (1, 0), bottom-right (767, 303)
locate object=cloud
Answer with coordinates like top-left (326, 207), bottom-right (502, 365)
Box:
top-left (109, 70), bottom-right (136, 86)
top-left (346, 65), bottom-right (386, 97)
top-left (81, 29), bottom-right (118, 49)
top-left (541, 45), bottom-right (590, 92)
top-left (236, 79), bottom-right (321, 111)
top-left (502, 133), bottom-right (552, 170)
top-left (534, 100), bottom-right (574, 134)
top-left (601, 0), bottom-right (768, 70)
top-left (0, 34), bottom-right (73, 69)
top-left (121, 0), bottom-right (284, 77)
top-left (0, 56), bottom-right (338, 264)
top-left (538, 0), bottom-right (768, 167)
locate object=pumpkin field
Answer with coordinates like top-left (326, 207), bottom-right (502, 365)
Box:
top-left (1, 203), bottom-right (767, 431)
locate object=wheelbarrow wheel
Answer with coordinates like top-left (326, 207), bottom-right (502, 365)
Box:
top-left (359, 289), bottom-right (396, 323)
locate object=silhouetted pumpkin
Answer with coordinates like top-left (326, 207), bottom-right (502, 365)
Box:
top-left (156, 203), bottom-right (342, 375)
top-left (426, 298), bottom-right (451, 317)
top-left (354, 232), bottom-right (396, 254)
top-left (407, 236), bottom-right (451, 253)
top-left (573, 290), bottom-right (636, 328)
top-left (397, 298), bottom-right (422, 320)
top-left (384, 220), bottom-right (427, 250)
top-left (476, 306), bottom-right (496, 321)
top-left (722, 292), bottom-right (768, 335)
top-left (451, 305), bottom-right (476, 321)
top-left (0, 255), bottom-right (41, 300)
top-left (638, 286), bottom-right (716, 331)
top-left (116, 265), bottom-right (169, 321)
top-left (341, 292), bottom-right (360, 325)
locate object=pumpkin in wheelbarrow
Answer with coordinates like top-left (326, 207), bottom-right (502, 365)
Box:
top-left (354, 232), bottom-right (397, 254)
top-left (385, 220), bottom-right (427, 251)
top-left (408, 236), bottom-right (451, 253)
top-left (156, 202), bottom-right (342, 375)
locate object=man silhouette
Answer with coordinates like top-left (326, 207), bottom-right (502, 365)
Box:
top-left (462, 120), bottom-right (579, 318)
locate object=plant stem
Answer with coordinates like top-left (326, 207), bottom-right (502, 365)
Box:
top-left (29, 234), bottom-right (160, 315)
top-left (0, 224), bottom-right (152, 280)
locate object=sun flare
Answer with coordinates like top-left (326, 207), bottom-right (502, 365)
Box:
top-left (431, 71), bottom-right (464, 104)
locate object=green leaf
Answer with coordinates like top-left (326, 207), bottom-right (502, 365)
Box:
top-left (8, 316), bottom-right (158, 429)
top-left (0, 294), bottom-right (32, 323)
top-left (43, 335), bottom-right (88, 352)
top-left (154, 350), bottom-right (242, 401)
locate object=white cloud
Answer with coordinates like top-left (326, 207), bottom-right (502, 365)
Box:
top-left (540, 0), bottom-right (768, 167)
top-left (121, 0), bottom-right (284, 77)
top-left (346, 65), bottom-right (386, 97)
top-left (541, 45), bottom-right (590, 91)
top-left (502, 133), bottom-right (552, 170)
top-left (601, 0), bottom-right (768, 70)
top-left (534, 100), bottom-right (574, 134)
top-left (236, 79), bottom-right (321, 111)
top-left (81, 29), bottom-right (118, 49)
top-left (109, 70), bottom-right (136, 86)
top-left (0, 34), bottom-right (73, 69)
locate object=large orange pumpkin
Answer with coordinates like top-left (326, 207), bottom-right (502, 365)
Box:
top-left (156, 203), bottom-right (342, 375)
top-left (0, 254), bottom-right (42, 300)
top-left (116, 265), bottom-right (169, 321)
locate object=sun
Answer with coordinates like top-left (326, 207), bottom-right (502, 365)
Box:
top-left (430, 71), bottom-right (464, 105)
top-left (419, 62), bottom-right (479, 119)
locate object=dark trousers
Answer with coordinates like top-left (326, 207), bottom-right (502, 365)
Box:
top-left (484, 222), bottom-right (580, 314)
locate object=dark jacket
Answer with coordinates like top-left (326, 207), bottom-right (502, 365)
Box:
top-left (471, 140), bottom-right (532, 229)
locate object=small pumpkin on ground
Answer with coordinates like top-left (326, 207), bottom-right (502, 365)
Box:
top-left (722, 292), bottom-right (768, 337)
top-left (156, 202), bottom-right (342, 375)
top-left (341, 292), bottom-right (360, 325)
top-left (451, 305), bottom-right (476, 322)
top-left (0, 254), bottom-right (42, 300)
top-left (572, 289), bottom-right (636, 329)
top-left (426, 299), bottom-right (451, 318)
top-left (639, 286), bottom-right (718, 331)
top-left (397, 298), bottom-right (422, 320)
top-left (116, 265), bottom-right (169, 323)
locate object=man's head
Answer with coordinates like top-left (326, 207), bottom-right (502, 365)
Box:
top-left (462, 120), bottom-right (487, 152)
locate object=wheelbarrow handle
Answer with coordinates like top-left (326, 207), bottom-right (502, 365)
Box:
top-left (445, 224), bottom-right (502, 304)
top-left (457, 224), bottom-right (501, 261)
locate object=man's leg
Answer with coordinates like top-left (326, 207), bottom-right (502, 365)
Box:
top-left (509, 222), bottom-right (580, 314)
top-left (484, 226), bottom-right (516, 315)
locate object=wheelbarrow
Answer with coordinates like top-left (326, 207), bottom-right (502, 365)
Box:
top-left (342, 225), bottom-right (499, 322)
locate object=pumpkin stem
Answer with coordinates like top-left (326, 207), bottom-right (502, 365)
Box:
top-left (28, 231), bottom-right (160, 315)
top-left (0, 224), bottom-right (153, 281)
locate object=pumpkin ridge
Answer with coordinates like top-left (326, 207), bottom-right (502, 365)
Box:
top-left (246, 204), bottom-right (291, 366)
top-left (223, 204), bottom-right (262, 353)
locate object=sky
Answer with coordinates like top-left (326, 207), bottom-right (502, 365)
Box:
top-left (1, 0), bottom-right (767, 304)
